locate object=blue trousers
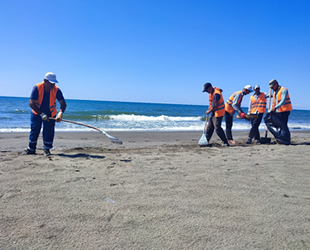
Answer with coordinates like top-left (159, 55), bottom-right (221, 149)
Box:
top-left (28, 112), bottom-right (55, 151)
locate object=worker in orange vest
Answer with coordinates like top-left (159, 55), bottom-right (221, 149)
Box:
top-left (269, 79), bottom-right (292, 119)
top-left (268, 79), bottom-right (293, 143)
top-left (24, 72), bottom-right (67, 156)
top-left (246, 85), bottom-right (268, 144)
top-left (203, 82), bottom-right (229, 146)
top-left (225, 85), bottom-right (253, 145)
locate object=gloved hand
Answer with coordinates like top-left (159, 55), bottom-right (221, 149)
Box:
top-left (40, 112), bottom-right (48, 121)
top-left (55, 111), bottom-right (63, 122)
top-left (240, 112), bottom-right (246, 119)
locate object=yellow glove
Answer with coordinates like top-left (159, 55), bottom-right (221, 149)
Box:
top-left (55, 111), bottom-right (63, 122)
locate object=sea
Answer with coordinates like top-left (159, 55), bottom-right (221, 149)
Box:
top-left (1, 96), bottom-right (309, 133)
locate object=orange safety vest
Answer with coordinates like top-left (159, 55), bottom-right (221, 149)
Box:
top-left (225, 91), bottom-right (243, 114)
top-left (32, 82), bottom-right (59, 117)
top-left (272, 86), bottom-right (292, 112)
top-left (250, 93), bottom-right (267, 114)
top-left (209, 87), bottom-right (225, 117)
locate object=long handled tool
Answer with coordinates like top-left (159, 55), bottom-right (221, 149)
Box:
top-left (49, 117), bottom-right (123, 144)
top-left (261, 88), bottom-right (272, 144)
top-left (236, 114), bottom-right (259, 120)
top-left (198, 115), bottom-right (209, 147)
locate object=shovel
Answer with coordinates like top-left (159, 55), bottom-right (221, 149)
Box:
top-left (49, 117), bottom-right (122, 144)
top-left (261, 88), bottom-right (272, 144)
top-left (198, 115), bottom-right (209, 147)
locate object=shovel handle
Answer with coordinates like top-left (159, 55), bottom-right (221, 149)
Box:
top-left (203, 115), bottom-right (209, 132)
top-left (265, 88), bottom-right (273, 137)
top-left (267, 88), bottom-right (273, 112)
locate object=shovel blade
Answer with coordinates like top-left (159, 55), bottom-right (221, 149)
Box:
top-left (260, 137), bottom-right (271, 144)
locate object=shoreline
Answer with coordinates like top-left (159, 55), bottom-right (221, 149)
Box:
top-left (1, 127), bottom-right (309, 133)
top-left (1, 130), bottom-right (310, 152)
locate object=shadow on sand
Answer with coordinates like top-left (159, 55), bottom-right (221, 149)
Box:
top-left (57, 153), bottom-right (105, 159)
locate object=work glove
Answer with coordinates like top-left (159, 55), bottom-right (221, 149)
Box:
top-left (240, 112), bottom-right (246, 119)
top-left (55, 111), bottom-right (63, 122)
top-left (40, 112), bottom-right (48, 121)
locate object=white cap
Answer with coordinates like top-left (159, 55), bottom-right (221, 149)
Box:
top-left (244, 85), bottom-right (253, 92)
top-left (44, 72), bottom-right (58, 84)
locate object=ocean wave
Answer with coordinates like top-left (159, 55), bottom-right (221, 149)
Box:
top-left (12, 109), bottom-right (27, 114)
top-left (109, 114), bottom-right (202, 122)
top-left (2, 95), bottom-right (310, 133)
top-left (1, 124), bottom-right (310, 133)
top-left (0, 122), bottom-right (251, 132)
top-left (1, 118), bottom-right (310, 133)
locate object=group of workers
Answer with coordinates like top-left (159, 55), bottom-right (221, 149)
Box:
top-left (23, 72), bottom-right (293, 156)
top-left (202, 79), bottom-right (293, 146)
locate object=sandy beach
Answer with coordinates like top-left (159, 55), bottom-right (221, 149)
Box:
top-left (1, 130), bottom-right (310, 249)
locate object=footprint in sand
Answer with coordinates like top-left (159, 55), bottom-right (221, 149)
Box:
top-left (65, 177), bottom-right (86, 183)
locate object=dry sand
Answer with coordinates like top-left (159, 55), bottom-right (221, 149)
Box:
top-left (1, 130), bottom-right (310, 249)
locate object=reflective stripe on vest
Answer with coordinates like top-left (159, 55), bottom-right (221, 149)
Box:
top-left (250, 93), bottom-right (267, 114)
top-left (32, 82), bottom-right (59, 117)
top-left (225, 91), bottom-right (242, 114)
top-left (209, 87), bottom-right (225, 117)
top-left (272, 87), bottom-right (293, 112)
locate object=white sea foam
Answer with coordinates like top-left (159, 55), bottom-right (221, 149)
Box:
top-left (1, 117), bottom-right (309, 133)
top-left (110, 114), bottom-right (201, 122)
top-left (0, 122), bottom-right (252, 132)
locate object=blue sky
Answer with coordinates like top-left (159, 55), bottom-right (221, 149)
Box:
top-left (1, 0), bottom-right (309, 109)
